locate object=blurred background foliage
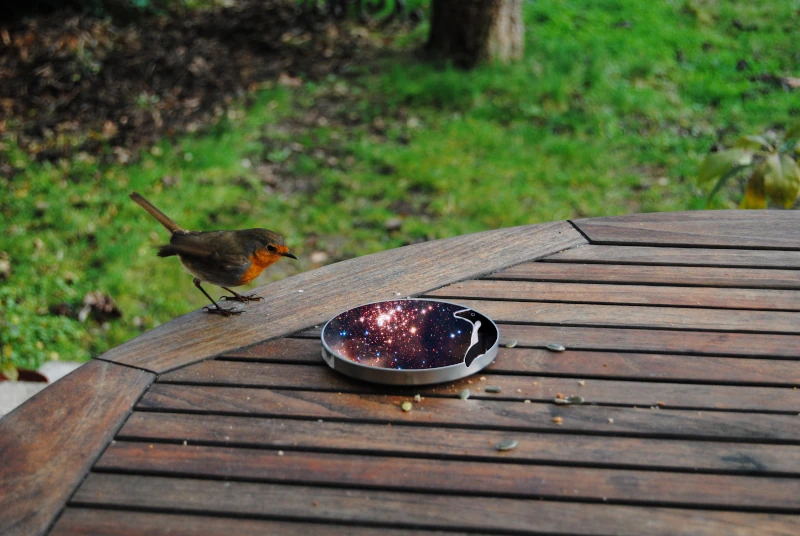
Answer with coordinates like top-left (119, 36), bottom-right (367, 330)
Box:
top-left (1, 0), bottom-right (798, 370)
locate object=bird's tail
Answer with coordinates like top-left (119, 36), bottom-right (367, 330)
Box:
top-left (130, 192), bottom-right (183, 233)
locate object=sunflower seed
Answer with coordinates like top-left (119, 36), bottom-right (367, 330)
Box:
top-left (569, 395), bottom-right (585, 405)
top-left (401, 401), bottom-right (413, 412)
top-left (459, 389), bottom-right (471, 400)
top-left (546, 343), bottom-right (566, 352)
top-left (496, 439), bottom-right (518, 451)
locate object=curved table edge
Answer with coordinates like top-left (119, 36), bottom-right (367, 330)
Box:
top-left (573, 209), bottom-right (800, 249)
top-left (0, 360), bottom-right (155, 536)
top-left (95, 220), bottom-right (585, 373)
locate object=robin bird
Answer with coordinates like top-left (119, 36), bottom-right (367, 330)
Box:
top-left (130, 192), bottom-right (297, 315)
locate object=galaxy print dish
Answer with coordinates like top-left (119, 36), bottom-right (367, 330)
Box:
top-left (321, 299), bottom-right (499, 385)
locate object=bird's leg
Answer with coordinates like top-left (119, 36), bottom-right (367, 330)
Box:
top-left (194, 278), bottom-right (241, 316)
top-left (219, 286), bottom-right (264, 303)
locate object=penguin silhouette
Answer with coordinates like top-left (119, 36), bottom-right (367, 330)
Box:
top-left (453, 308), bottom-right (497, 367)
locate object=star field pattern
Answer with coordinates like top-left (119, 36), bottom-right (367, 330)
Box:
top-left (323, 300), bottom-right (496, 370)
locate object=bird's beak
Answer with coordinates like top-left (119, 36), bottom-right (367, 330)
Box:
top-left (282, 251), bottom-right (298, 260)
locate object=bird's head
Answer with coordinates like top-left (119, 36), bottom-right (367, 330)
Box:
top-left (251, 229), bottom-right (297, 261)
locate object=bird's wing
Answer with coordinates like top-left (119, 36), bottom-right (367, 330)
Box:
top-left (162, 232), bottom-right (250, 270)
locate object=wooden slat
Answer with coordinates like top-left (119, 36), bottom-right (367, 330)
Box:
top-left (94, 441), bottom-right (800, 510)
top-left (0, 360), bottom-right (154, 536)
top-left (138, 384), bottom-right (800, 442)
top-left (119, 412), bottom-right (800, 475)
top-left (425, 280), bottom-right (800, 311)
top-left (573, 210), bottom-right (800, 249)
top-left (432, 299), bottom-right (800, 333)
top-left (545, 245), bottom-right (800, 268)
top-left (72, 474), bottom-right (800, 536)
top-left (221, 337), bottom-right (800, 386)
top-left (159, 360), bottom-right (800, 412)
top-left (497, 324), bottom-right (800, 358)
top-left (95, 222), bottom-right (584, 373)
top-left (51, 509), bottom-right (463, 536)
top-left (224, 336), bottom-right (325, 361)
top-left (488, 263), bottom-right (800, 289)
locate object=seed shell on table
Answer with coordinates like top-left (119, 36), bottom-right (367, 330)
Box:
top-left (503, 340), bottom-right (518, 348)
top-left (546, 343), bottom-right (566, 352)
top-left (496, 439), bottom-right (518, 451)
top-left (458, 389), bottom-right (471, 400)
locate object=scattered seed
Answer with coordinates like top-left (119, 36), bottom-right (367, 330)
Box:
top-left (553, 416), bottom-right (563, 424)
top-left (578, 380), bottom-right (585, 386)
top-left (524, 399), bottom-right (532, 404)
top-left (479, 376), bottom-right (486, 381)
top-left (312, 501), bottom-right (318, 507)
top-left (516, 388), bottom-right (522, 393)
top-left (278, 450), bottom-right (284, 456)
top-left (568, 395), bottom-right (585, 405)
top-left (297, 289), bottom-right (304, 293)
top-left (401, 401), bottom-right (413, 412)
top-left (414, 394), bottom-right (422, 402)
top-left (459, 389), bottom-right (471, 400)
top-left (546, 343), bottom-right (566, 352)
top-left (504, 340), bottom-right (518, 348)
top-left (183, 441), bottom-right (187, 446)
top-left (656, 401), bottom-right (666, 407)
top-left (496, 439), bottom-right (518, 451)
top-left (485, 386), bottom-right (501, 393)
top-left (607, 418), bottom-right (615, 424)
top-left (554, 398), bottom-right (570, 405)
top-left (556, 393), bottom-right (565, 399)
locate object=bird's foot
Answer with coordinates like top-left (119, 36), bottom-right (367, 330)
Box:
top-left (203, 305), bottom-right (244, 316)
top-left (220, 294), bottom-right (263, 303)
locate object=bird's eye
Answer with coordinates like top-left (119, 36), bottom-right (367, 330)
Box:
top-left (267, 245), bottom-right (278, 253)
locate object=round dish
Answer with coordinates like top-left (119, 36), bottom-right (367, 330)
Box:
top-left (320, 298), bottom-right (499, 385)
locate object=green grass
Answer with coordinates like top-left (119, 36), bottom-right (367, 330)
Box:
top-left (2, 0), bottom-right (799, 369)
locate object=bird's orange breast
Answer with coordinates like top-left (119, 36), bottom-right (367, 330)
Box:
top-left (238, 248), bottom-right (282, 284)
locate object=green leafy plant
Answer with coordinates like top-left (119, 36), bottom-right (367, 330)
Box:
top-left (698, 123), bottom-right (800, 209)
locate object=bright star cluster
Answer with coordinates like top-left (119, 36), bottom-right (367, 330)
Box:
top-left (323, 300), bottom-right (476, 369)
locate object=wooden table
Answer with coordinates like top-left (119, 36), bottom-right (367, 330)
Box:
top-left (2, 210), bottom-right (800, 535)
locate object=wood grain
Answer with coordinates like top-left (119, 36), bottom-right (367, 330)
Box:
top-left (219, 337), bottom-right (800, 386)
top-left (137, 384), bottom-right (800, 442)
top-left (119, 412), bottom-right (800, 475)
top-left (573, 210), bottom-right (800, 249)
top-left (488, 263), bottom-right (800, 289)
top-left (51, 509), bottom-right (464, 536)
top-left (425, 280), bottom-right (800, 310)
top-left (72, 474), bottom-right (800, 536)
top-left (430, 299), bottom-right (800, 333)
top-left (224, 336), bottom-right (326, 361)
top-left (496, 324), bottom-right (800, 358)
top-left (159, 360), bottom-right (800, 412)
top-left (96, 222), bottom-right (584, 373)
top-left (544, 245), bottom-right (800, 268)
top-left (94, 441), bottom-right (800, 510)
top-left (0, 360), bottom-right (154, 536)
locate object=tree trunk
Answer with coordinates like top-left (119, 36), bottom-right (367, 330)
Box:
top-left (426, 0), bottom-right (523, 68)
